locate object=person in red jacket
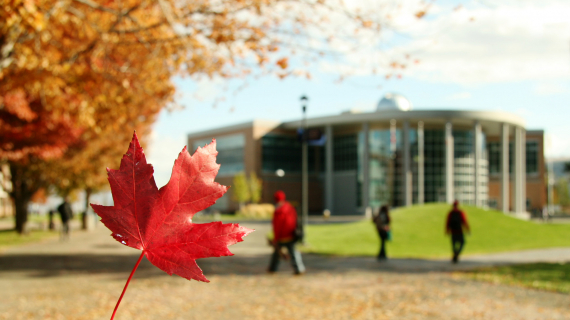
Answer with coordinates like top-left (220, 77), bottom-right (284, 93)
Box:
top-left (446, 200), bottom-right (470, 263)
top-left (268, 190), bottom-right (305, 274)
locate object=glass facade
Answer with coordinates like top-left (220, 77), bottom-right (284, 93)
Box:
top-left (488, 142), bottom-right (501, 174)
top-left (255, 121), bottom-right (526, 213)
top-left (262, 135), bottom-right (300, 173)
top-left (334, 134), bottom-right (358, 171)
top-left (526, 141), bottom-right (539, 174)
top-left (452, 130), bottom-right (488, 206)
top-left (359, 127), bottom-right (488, 209)
top-left (261, 134), bottom-right (323, 173)
top-left (423, 130), bottom-right (446, 203)
top-left (363, 130), bottom-right (393, 208)
top-left (333, 134), bottom-right (359, 206)
top-left (487, 140), bottom-right (539, 175)
top-left (393, 129), bottom-right (418, 207)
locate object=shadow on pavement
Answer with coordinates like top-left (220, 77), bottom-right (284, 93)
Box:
top-left (0, 252), bottom-right (500, 279)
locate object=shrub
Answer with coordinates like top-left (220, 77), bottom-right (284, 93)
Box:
top-left (237, 203), bottom-right (274, 219)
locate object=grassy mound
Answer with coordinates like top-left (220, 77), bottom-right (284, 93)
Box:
top-left (304, 203), bottom-right (570, 258)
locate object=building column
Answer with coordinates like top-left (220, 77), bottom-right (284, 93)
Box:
top-left (362, 122), bottom-right (370, 211)
top-left (474, 121), bottom-right (482, 207)
top-left (418, 121), bottom-right (425, 205)
top-left (514, 126), bottom-right (525, 213)
top-left (389, 119), bottom-right (397, 206)
top-left (445, 121), bottom-right (454, 204)
top-left (501, 123), bottom-right (510, 213)
top-left (325, 125), bottom-right (334, 214)
top-left (403, 120), bottom-right (411, 206)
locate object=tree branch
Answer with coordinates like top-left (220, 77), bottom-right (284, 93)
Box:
top-left (72, 0), bottom-right (118, 14)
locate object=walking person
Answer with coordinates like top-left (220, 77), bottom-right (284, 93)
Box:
top-left (445, 200), bottom-right (470, 263)
top-left (57, 197), bottom-right (73, 241)
top-left (48, 210), bottom-right (56, 230)
top-left (373, 205), bottom-right (391, 260)
top-left (268, 190), bottom-right (305, 275)
top-left (542, 206), bottom-right (550, 222)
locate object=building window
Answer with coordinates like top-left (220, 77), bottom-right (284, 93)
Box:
top-left (366, 130), bottom-right (393, 208)
top-left (423, 129), bottom-right (445, 203)
top-left (194, 134), bottom-right (245, 175)
top-left (334, 134), bottom-right (358, 171)
top-left (488, 142), bottom-right (500, 174)
top-left (526, 140), bottom-right (539, 174)
top-left (488, 140), bottom-right (539, 175)
top-left (487, 141), bottom-right (514, 174)
top-left (261, 134), bottom-right (323, 173)
top-left (262, 135), bottom-right (301, 173)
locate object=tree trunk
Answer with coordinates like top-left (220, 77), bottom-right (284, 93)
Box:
top-left (10, 164), bottom-right (36, 234)
top-left (14, 197), bottom-right (29, 234)
top-left (81, 188), bottom-right (92, 230)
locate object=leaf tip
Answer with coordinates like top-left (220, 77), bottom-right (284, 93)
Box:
top-left (131, 131), bottom-right (141, 148)
top-left (130, 130), bottom-right (139, 143)
top-left (243, 227), bottom-right (255, 237)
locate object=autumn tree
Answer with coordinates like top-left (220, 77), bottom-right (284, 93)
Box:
top-left (249, 172), bottom-right (262, 204)
top-left (232, 172), bottom-right (262, 210)
top-left (46, 124), bottom-right (155, 228)
top-left (1, 0), bottom-right (429, 233)
top-left (556, 179), bottom-right (570, 208)
top-left (232, 172), bottom-right (250, 209)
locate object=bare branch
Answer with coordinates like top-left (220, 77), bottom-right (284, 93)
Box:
top-left (72, 0), bottom-right (117, 14)
top-left (111, 21), bottom-right (166, 34)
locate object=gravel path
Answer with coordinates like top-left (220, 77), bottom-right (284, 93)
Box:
top-left (1, 221), bottom-right (570, 320)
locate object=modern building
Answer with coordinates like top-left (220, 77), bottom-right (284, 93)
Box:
top-left (187, 94), bottom-right (546, 216)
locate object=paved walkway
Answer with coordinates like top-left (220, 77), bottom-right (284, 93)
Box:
top-left (1, 221), bottom-right (570, 320)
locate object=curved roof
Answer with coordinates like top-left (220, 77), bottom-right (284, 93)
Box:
top-left (377, 93), bottom-right (413, 111)
top-left (283, 109), bottom-right (526, 135)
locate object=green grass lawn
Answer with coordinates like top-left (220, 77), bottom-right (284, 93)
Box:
top-left (0, 213), bottom-right (78, 250)
top-left (0, 229), bottom-right (58, 251)
top-left (192, 213), bottom-right (272, 223)
top-left (460, 263), bottom-right (570, 293)
top-left (303, 203), bottom-right (570, 258)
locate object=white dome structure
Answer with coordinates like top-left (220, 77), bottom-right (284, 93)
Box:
top-left (377, 93), bottom-right (413, 111)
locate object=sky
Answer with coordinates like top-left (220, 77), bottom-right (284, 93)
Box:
top-left (146, 0), bottom-right (570, 188)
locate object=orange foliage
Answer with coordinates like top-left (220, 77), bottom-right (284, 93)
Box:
top-left (276, 57), bottom-right (289, 70)
top-left (30, 188), bottom-right (48, 204)
top-left (0, 0), bottom-right (430, 233)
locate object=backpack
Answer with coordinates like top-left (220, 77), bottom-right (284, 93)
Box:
top-left (57, 202), bottom-right (73, 221)
top-left (373, 209), bottom-right (388, 229)
top-left (448, 210), bottom-right (463, 230)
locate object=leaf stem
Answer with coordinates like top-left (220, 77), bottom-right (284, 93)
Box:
top-left (110, 250), bottom-right (145, 320)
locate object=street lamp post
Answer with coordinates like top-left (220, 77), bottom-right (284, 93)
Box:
top-left (547, 159), bottom-right (554, 217)
top-left (300, 95), bottom-right (309, 232)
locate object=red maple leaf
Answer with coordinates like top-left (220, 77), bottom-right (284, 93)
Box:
top-left (91, 132), bottom-right (253, 319)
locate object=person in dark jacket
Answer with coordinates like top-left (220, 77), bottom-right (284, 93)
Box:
top-left (268, 190), bottom-right (305, 275)
top-left (57, 197), bottom-right (73, 240)
top-left (48, 210), bottom-right (56, 230)
top-left (445, 200), bottom-right (470, 263)
top-left (373, 205), bottom-right (391, 260)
